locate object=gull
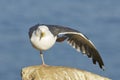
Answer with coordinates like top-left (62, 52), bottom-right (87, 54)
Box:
top-left (29, 24), bottom-right (104, 70)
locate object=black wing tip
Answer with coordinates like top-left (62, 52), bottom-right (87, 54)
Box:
top-left (81, 44), bottom-right (105, 70)
top-left (100, 63), bottom-right (105, 70)
top-left (92, 56), bottom-right (105, 70)
top-left (99, 63), bottom-right (105, 71)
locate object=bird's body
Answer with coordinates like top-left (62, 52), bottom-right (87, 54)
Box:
top-left (30, 25), bottom-right (57, 50)
top-left (29, 24), bottom-right (104, 70)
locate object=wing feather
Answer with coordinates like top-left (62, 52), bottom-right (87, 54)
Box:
top-left (58, 32), bottom-right (104, 69)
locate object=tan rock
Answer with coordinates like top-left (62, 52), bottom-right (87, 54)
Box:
top-left (21, 65), bottom-right (111, 80)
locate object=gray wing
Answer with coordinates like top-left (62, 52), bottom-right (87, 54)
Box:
top-left (45, 24), bottom-right (104, 69)
top-left (59, 32), bottom-right (104, 70)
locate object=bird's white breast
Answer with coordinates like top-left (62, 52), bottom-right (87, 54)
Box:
top-left (30, 26), bottom-right (57, 51)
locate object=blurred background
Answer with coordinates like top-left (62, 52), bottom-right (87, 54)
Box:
top-left (0, 0), bottom-right (120, 80)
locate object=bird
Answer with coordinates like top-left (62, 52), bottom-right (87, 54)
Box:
top-left (28, 24), bottom-right (104, 70)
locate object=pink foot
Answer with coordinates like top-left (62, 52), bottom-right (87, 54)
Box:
top-left (41, 63), bottom-right (49, 67)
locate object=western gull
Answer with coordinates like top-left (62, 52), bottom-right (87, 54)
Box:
top-left (29, 24), bottom-right (104, 70)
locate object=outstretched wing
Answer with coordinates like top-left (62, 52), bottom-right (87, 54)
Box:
top-left (58, 31), bottom-right (104, 69)
top-left (44, 24), bottom-right (104, 69)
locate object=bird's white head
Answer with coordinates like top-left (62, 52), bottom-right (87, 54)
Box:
top-left (34, 25), bottom-right (49, 39)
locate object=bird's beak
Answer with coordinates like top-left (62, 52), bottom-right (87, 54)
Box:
top-left (39, 32), bottom-right (45, 40)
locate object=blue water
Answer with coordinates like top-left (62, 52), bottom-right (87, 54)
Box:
top-left (0, 0), bottom-right (120, 80)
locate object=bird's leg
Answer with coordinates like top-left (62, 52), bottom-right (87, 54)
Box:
top-left (40, 51), bottom-right (45, 65)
